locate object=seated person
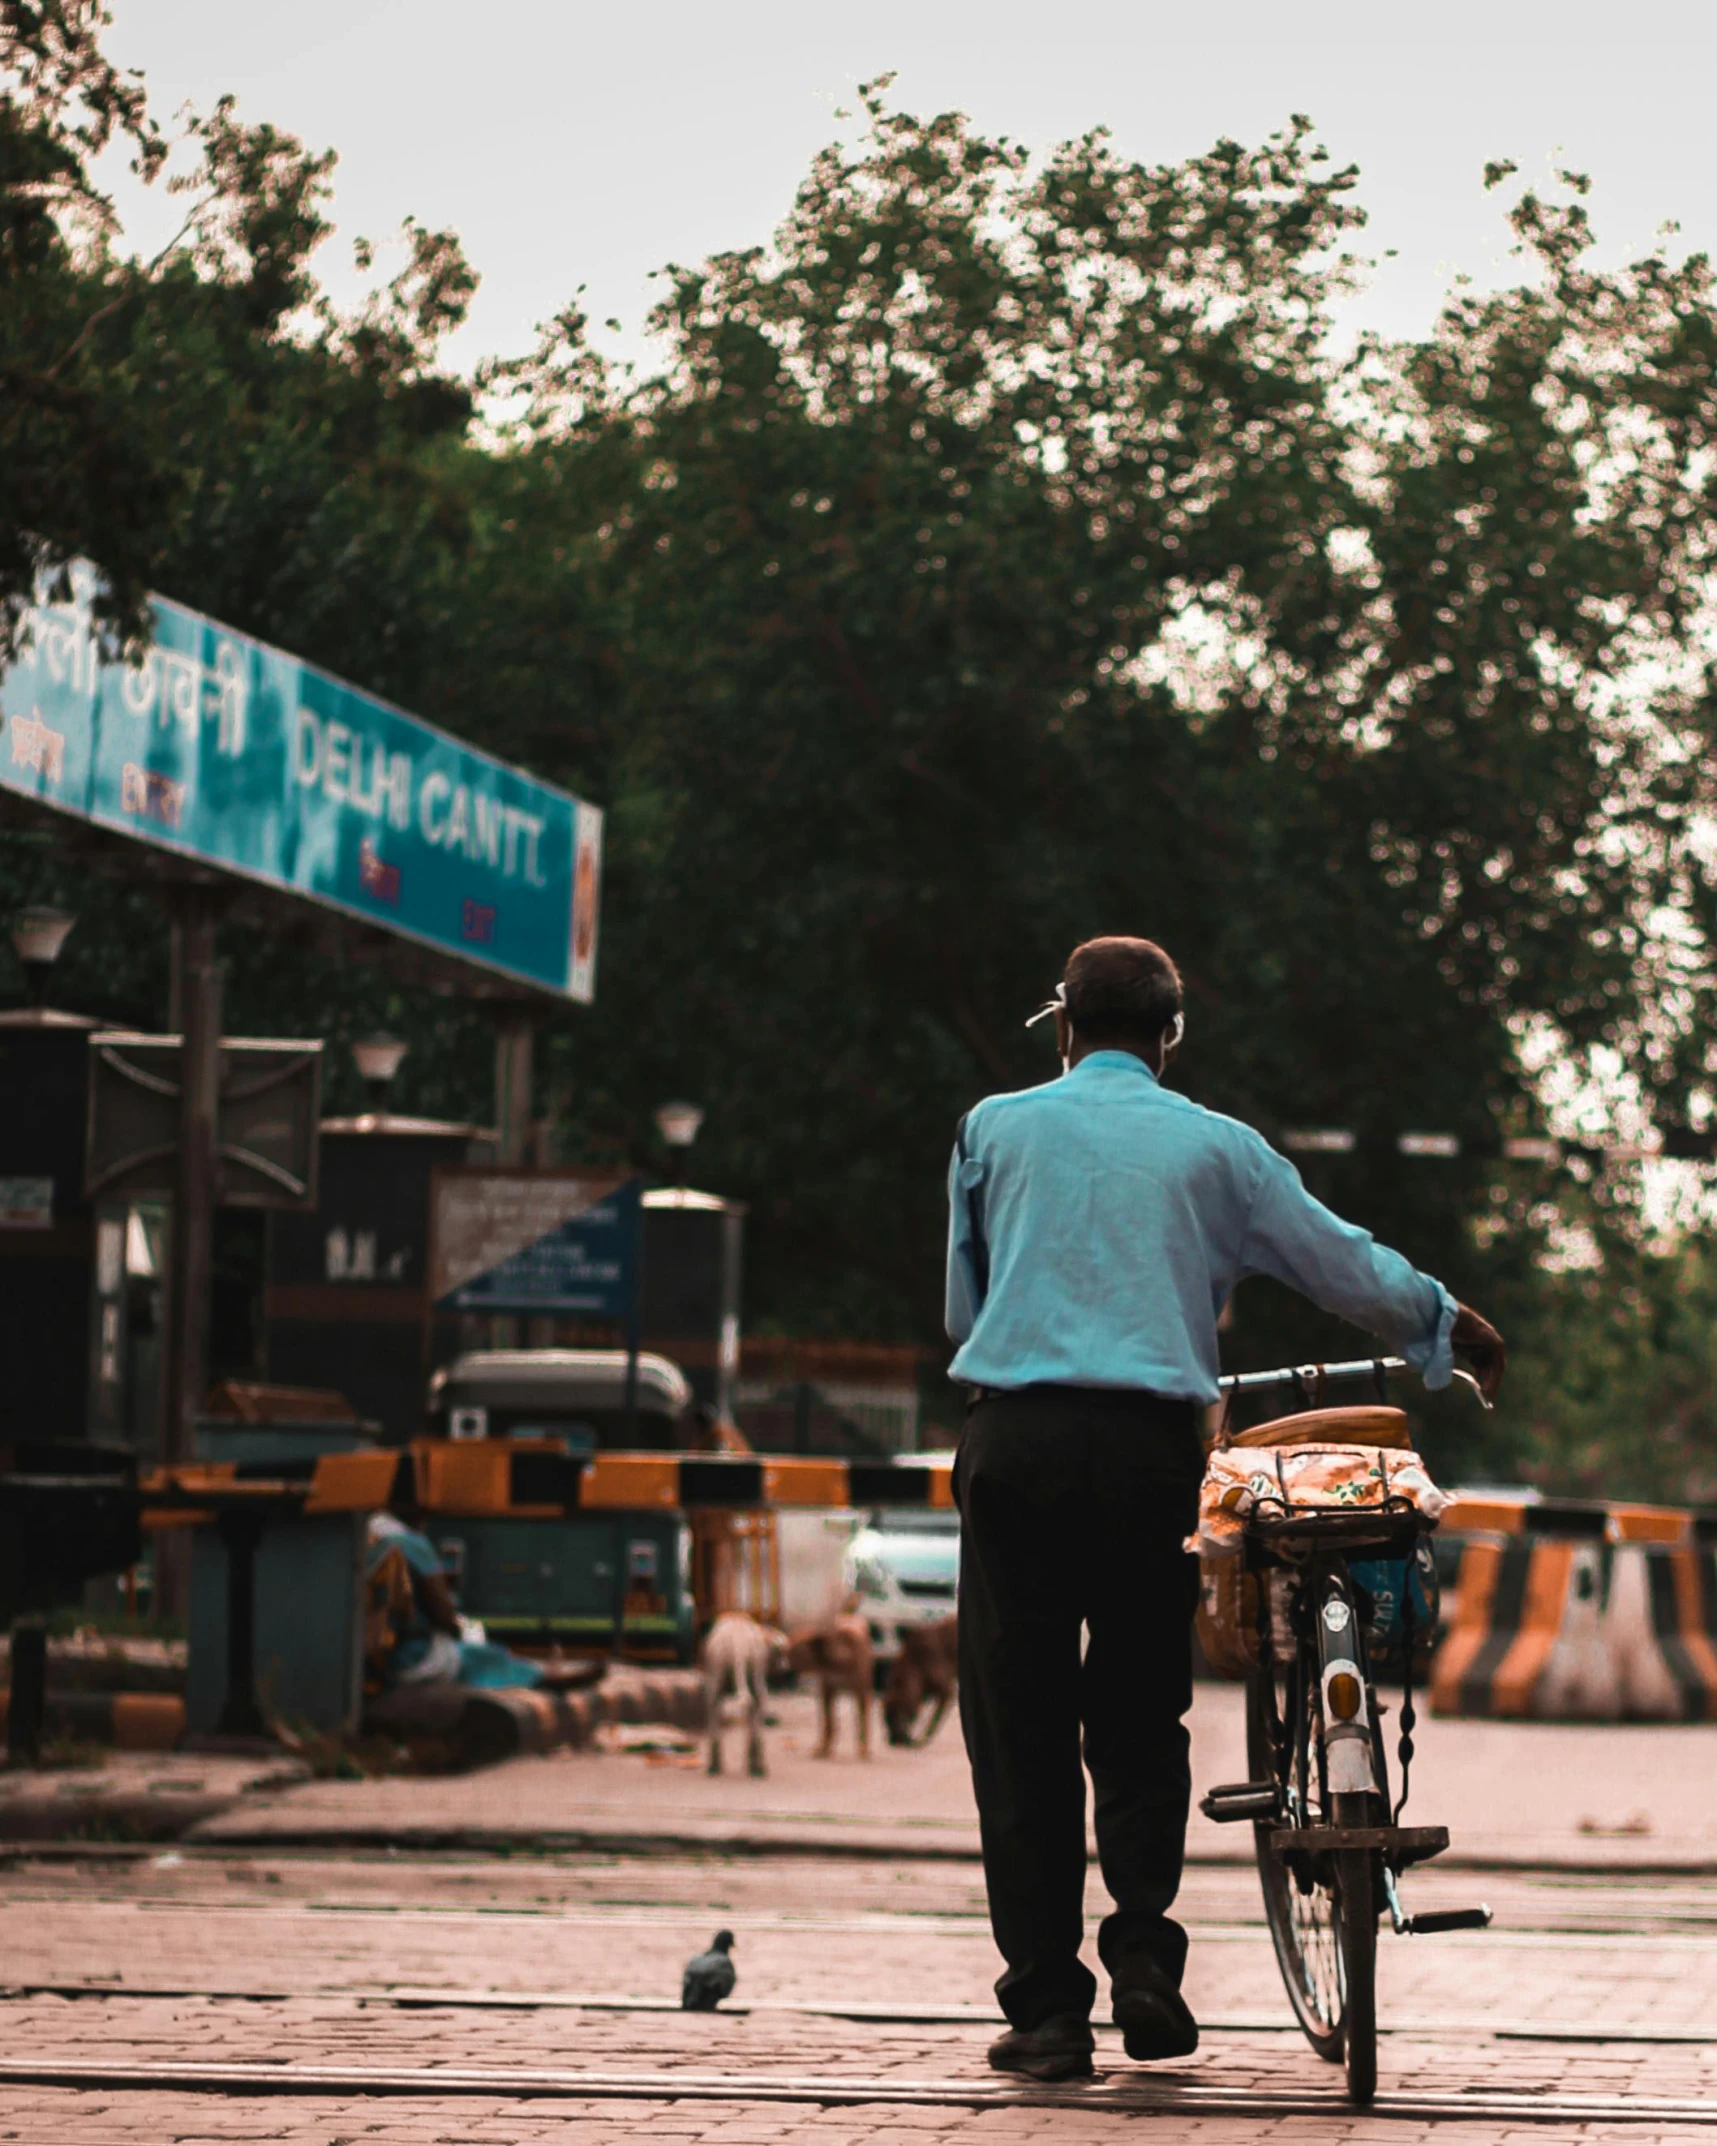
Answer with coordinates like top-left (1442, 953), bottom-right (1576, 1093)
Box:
top-left (365, 1512), bottom-right (544, 1692)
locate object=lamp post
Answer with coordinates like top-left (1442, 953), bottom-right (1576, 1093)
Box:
top-left (352, 1034), bottom-right (408, 1118)
top-left (10, 907), bottom-right (75, 1008)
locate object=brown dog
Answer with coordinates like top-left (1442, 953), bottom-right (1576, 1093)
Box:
top-left (787, 1612), bottom-right (874, 1758)
top-left (883, 1614), bottom-right (958, 1747)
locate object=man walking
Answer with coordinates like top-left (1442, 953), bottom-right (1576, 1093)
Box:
top-left (946, 935), bottom-right (1504, 2081)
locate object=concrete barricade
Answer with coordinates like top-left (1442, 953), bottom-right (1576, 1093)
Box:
top-left (1431, 1499), bottom-right (1717, 1721)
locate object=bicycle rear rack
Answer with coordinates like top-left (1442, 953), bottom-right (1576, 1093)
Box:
top-left (1253, 1820), bottom-right (1492, 1935)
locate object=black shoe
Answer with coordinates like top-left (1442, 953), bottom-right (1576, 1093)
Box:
top-left (1111, 1963), bottom-right (1199, 2061)
top-left (987, 2013), bottom-right (1095, 2082)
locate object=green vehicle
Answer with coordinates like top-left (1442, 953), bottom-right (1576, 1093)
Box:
top-left (422, 1349), bottom-right (702, 1663)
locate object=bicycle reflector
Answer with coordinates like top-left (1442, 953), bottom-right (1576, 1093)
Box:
top-left (1326, 1670), bottom-right (1364, 1721)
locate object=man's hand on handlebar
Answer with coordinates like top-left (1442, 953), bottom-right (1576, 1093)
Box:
top-left (1451, 1303), bottom-right (1506, 1401)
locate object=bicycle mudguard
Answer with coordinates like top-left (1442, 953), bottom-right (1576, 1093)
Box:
top-left (1314, 1574), bottom-right (1377, 1794)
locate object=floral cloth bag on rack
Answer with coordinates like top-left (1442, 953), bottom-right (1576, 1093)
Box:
top-left (1189, 1439), bottom-right (1452, 1679)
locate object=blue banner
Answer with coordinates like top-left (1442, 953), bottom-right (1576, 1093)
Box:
top-left (432, 1173), bottom-right (641, 1315)
top-left (0, 562), bottom-right (603, 1001)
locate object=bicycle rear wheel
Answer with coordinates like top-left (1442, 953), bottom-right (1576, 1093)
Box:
top-left (1246, 1664), bottom-right (1345, 2062)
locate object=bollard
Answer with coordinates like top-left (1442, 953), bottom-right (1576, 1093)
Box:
top-left (7, 1620), bottom-right (46, 1767)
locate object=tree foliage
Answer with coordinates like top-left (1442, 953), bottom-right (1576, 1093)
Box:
top-left (1, 0), bottom-right (165, 653)
top-left (497, 91), bottom-right (1717, 1377)
top-left (0, 0), bottom-right (491, 1098)
top-left (7, 32), bottom-right (1717, 1487)
top-left (1494, 1221), bottom-right (1717, 1504)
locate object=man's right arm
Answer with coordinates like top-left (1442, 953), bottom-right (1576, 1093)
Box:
top-left (1240, 1140), bottom-right (1458, 1388)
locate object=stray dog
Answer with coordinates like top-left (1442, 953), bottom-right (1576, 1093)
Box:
top-left (883, 1613), bottom-right (958, 1747)
top-left (788, 1612), bottom-right (874, 1759)
top-left (701, 1611), bottom-right (788, 1778)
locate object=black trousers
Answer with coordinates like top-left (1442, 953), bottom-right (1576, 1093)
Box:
top-left (953, 1385), bottom-right (1204, 2030)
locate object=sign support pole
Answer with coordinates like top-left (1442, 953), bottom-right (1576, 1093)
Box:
top-left (623, 1228), bottom-right (642, 1444)
top-left (492, 1005), bottom-right (536, 1167)
top-left (490, 1005), bottom-right (537, 1349)
top-left (152, 884), bottom-right (223, 1621)
top-left (160, 885), bottom-right (223, 1468)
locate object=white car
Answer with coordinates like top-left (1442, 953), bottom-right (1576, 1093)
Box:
top-left (844, 1505), bottom-right (960, 1665)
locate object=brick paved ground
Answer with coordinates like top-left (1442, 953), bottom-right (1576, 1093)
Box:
top-left (0, 1842), bottom-right (1712, 2141)
top-left (4, 1697), bottom-right (1716, 2141)
top-left (0, 2095), bottom-right (1698, 2146)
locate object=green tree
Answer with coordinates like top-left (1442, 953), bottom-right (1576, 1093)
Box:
top-left (469, 93), bottom-right (1717, 1421)
top-left (1, 6), bottom-right (493, 1098)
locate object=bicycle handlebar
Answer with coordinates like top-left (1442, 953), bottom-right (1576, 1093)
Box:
top-left (1218, 1355), bottom-right (1493, 1411)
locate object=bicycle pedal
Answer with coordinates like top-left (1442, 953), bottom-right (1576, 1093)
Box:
top-left (1400, 1906), bottom-right (1492, 1935)
top-left (1199, 1782), bottom-right (1280, 1824)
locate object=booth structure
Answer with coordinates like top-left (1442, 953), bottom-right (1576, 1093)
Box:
top-left (638, 1189), bottom-right (744, 1420)
top-left (265, 1113), bottom-right (495, 1443)
top-left (0, 1008), bottom-right (104, 1435)
top-left (182, 1414), bottom-right (384, 1739)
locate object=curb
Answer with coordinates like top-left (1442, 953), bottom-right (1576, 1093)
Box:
top-left (177, 1818), bottom-right (1717, 1875)
top-left (187, 1822), bottom-right (986, 1860)
top-left (0, 1792), bottom-right (243, 1843)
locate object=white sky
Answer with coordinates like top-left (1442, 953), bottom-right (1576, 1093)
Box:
top-left (101, 0), bottom-right (1717, 377)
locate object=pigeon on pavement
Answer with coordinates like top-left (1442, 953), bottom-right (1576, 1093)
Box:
top-left (681, 1929), bottom-right (737, 2010)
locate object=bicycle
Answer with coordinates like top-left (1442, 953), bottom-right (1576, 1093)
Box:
top-left (1198, 1355), bottom-right (1495, 2106)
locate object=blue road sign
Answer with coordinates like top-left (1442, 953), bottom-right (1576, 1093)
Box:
top-left (1, 562), bottom-right (603, 1001)
top-left (431, 1171), bottom-right (642, 1315)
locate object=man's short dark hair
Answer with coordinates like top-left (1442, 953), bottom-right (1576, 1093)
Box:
top-left (1062, 936), bottom-right (1182, 1047)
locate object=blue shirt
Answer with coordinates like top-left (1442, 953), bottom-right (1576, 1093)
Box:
top-left (945, 1051), bottom-right (1456, 1403)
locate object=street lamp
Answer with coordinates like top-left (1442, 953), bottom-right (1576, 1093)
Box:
top-left (655, 1101), bottom-right (704, 1190)
top-left (655, 1100), bottom-right (705, 1152)
top-left (352, 1033), bottom-right (408, 1114)
top-left (10, 907), bottom-right (75, 1007)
